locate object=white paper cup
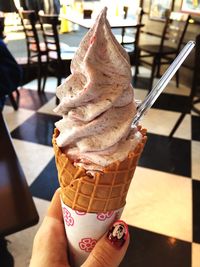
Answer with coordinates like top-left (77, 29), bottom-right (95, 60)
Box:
top-left (61, 199), bottom-right (124, 267)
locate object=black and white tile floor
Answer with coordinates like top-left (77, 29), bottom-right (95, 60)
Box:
top-left (2, 67), bottom-right (200, 267)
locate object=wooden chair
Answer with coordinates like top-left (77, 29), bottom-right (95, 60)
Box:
top-left (114, 6), bottom-right (144, 66)
top-left (114, 6), bottom-right (143, 45)
top-left (134, 12), bottom-right (190, 91)
top-left (125, 7), bottom-right (144, 66)
top-left (83, 9), bottom-right (93, 19)
top-left (18, 9), bottom-right (48, 92)
top-left (121, 6), bottom-right (143, 46)
top-left (39, 13), bottom-right (77, 98)
top-left (169, 34), bottom-right (200, 137)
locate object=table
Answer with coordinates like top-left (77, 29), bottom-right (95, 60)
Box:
top-left (0, 113), bottom-right (39, 236)
top-left (60, 13), bottom-right (144, 30)
top-left (61, 13), bottom-right (144, 68)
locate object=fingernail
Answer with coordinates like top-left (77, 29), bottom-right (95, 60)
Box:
top-left (106, 220), bottom-right (129, 248)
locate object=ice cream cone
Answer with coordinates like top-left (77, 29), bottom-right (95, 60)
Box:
top-left (52, 127), bottom-right (147, 213)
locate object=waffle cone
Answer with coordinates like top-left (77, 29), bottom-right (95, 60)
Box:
top-left (52, 128), bottom-right (147, 213)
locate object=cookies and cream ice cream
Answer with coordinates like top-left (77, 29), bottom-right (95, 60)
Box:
top-left (54, 7), bottom-right (143, 171)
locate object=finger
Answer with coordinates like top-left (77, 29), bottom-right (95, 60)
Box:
top-left (47, 188), bottom-right (63, 223)
top-left (30, 188), bottom-right (70, 267)
top-left (82, 220), bottom-right (130, 267)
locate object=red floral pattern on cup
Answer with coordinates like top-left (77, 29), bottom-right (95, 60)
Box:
top-left (97, 211), bottom-right (114, 221)
top-left (62, 207), bottom-right (74, 226)
top-left (75, 210), bottom-right (86, 216)
top-left (79, 238), bottom-right (97, 252)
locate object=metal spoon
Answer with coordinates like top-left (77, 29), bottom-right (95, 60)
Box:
top-left (132, 40), bottom-right (195, 126)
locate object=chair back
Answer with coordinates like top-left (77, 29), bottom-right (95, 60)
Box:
top-left (19, 10), bottom-right (41, 60)
top-left (160, 12), bottom-right (190, 53)
top-left (39, 14), bottom-right (61, 61)
top-left (123, 6), bottom-right (128, 19)
top-left (121, 6), bottom-right (144, 46)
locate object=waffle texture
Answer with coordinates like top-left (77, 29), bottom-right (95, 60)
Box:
top-left (53, 128), bottom-right (147, 212)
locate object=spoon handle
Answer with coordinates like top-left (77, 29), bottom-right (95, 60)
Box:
top-left (132, 40), bottom-right (195, 126)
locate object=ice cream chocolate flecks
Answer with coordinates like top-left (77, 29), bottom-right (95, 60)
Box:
top-left (54, 7), bottom-right (143, 171)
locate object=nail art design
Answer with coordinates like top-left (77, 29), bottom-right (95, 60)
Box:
top-left (107, 220), bottom-right (128, 248)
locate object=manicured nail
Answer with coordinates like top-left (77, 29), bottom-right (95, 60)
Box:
top-left (106, 220), bottom-right (129, 248)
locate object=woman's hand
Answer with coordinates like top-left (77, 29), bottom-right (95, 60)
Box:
top-left (29, 189), bottom-right (129, 267)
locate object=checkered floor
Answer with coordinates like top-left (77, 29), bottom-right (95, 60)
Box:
top-left (2, 66), bottom-right (200, 267)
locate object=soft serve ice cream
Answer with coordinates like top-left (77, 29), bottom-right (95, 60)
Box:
top-left (54, 7), bottom-right (142, 171)
top-left (52, 9), bottom-right (146, 265)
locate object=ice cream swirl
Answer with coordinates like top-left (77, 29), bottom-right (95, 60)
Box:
top-left (54, 7), bottom-right (142, 170)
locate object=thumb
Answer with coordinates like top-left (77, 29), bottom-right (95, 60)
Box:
top-left (81, 220), bottom-right (130, 267)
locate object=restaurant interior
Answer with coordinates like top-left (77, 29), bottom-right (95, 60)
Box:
top-left (0, 0), bottom-right (200, 266)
